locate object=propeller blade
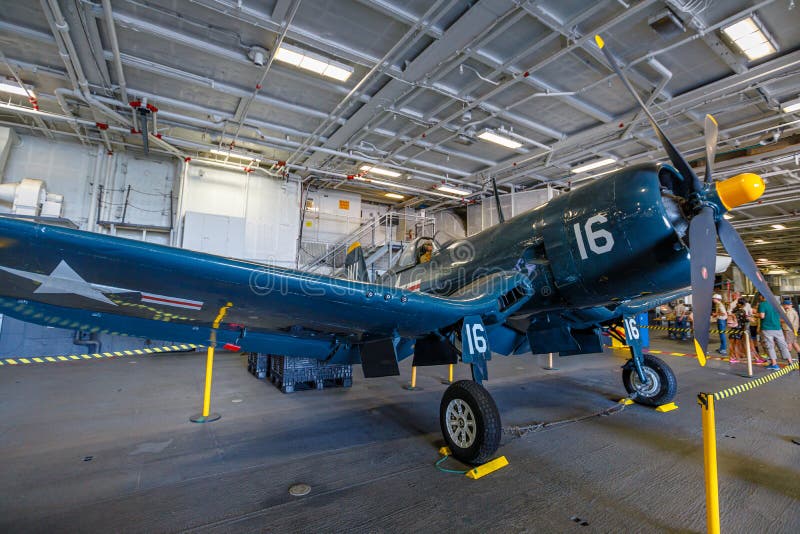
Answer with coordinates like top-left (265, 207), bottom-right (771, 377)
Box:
top-left (717, 218), bottom-right (794, 328)
top-left (704, 114), bottom-right (718, 184)
top-left (595, 35), bottom-right (703, 194)
top-left (689, 206), bottom-right (718, 366)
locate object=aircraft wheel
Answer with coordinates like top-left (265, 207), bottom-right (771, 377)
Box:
top-left (622, 354), bottom-right (677, 406)
top-left (440, 380), bottom-right (501, 465)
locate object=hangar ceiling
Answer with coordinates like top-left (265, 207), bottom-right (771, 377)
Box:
top-left (0, 0), bottom-right (799, 266)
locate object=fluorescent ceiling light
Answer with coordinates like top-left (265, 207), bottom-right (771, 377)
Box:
top-left (477, 129), bottom-right (522, 149)
top-left (436, 184), bottom-right (471, 196)
top-left (771, 224), bottom-right (787, 230)
top-left (780, 97), bottom-right (800, 113)
top-left (299, 55), bottom-right (327, 74)
top-left (722, 17), bottom-right (777, 61)
top-left (384, 193), bottom-right (404, 199)
top-left (0, 80), bottom-right (34, 97)
top-left (359, 165), bottom-right (401, 178)
top-left (274, 43), bottom-right (353, 81)
top-left (210, 148), bottom-right (261, 162)
top-left (571, 157), bottom-right (617, 174)
top-left (274, 47), bottom-right (303, 66)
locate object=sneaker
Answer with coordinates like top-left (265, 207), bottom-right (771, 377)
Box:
top-left (728, 358), bottom-right (739, 363)
top-left (766, 364), bottom-right (780, 370)
top-left (716, 349), bottom-right (727, 355)
top-left (753, 358), bottom-right (766, 364)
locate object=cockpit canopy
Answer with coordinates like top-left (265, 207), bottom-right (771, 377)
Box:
top-left (395, 236), bottom-right (436, 270)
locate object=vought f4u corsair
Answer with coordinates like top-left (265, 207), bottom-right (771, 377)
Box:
top-left (0, 36), bottom-right (790, 464)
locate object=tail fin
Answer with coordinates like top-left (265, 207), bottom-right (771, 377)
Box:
top-left (344, 242), bottom-right (369, 282)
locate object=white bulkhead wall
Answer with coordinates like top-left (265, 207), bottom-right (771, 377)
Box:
top-left (179, 164), bottom-right (300, 267)
top-left (0, 133), bottom-right (301, 265)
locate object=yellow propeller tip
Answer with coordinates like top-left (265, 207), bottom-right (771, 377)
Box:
top-left (706, 114), bottom-right (718, 126)
top-left (693, 339), bottom-right (707, 366)
top-left (594, 35), bottom-right (605, 48)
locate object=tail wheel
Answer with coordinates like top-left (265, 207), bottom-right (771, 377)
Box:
top-left (622, 354), bottom-right (677, 406)
top-left (439, 380), bottom-right (501, 465)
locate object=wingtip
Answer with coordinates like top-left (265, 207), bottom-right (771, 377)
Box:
top-left (694, 339), bottom-right (707, 366)
top-left (594, 34), bottom-right (605, 49)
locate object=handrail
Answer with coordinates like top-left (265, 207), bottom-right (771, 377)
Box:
top-left (299, 211), bottom-right (434, 273)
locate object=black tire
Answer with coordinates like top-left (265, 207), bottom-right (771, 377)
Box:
top-left (622, 354), bottom-right (677, 406)
top-left (439, 380), bottom-right (501, 465)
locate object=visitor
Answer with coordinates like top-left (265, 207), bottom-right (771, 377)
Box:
top-left (781, 298), bottom-right (800, 358)
top-left (759, 295), bottom-right (793, 369)
top-left (711, 294), bottom-right (728, 355)
top-left (727, 300), bottom-right (751, 363)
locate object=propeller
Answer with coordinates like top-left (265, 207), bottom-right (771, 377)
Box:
top-left (595, 35), bottom-right (788, 365)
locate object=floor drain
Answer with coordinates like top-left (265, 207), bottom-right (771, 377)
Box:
top-left (289, 483), bottom-right (311, 497)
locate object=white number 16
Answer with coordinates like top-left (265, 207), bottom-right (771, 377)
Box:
top-left (574, 214), bottom-right (614, 260)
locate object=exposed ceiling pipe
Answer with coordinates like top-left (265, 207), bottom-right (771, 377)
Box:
top-left (0, 50), bottom-right (54, 141)
top-left (582, 0), bottom-right (779, 94)
top-left (100, 0), bottom-right (128, 104)
top-left (40, 0), bottom-right (112, 151)
top-left (227, 0), bottom-right (302, 150)
top-left (54, 87), bottom-right (91, 145)
top-left (285, 0), bottom-right (458, 167)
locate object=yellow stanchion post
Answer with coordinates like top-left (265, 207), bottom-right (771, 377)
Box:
top-left (441, 363), bottom-right (455, 385)
top-left (404, 365), bottom-right (418, 390)
top-left (744, 330), bottom-right (753, 378)
top-left (191, 302), bottom-right (232, 423)
top-left (700, 393), bottom-right (721, 534)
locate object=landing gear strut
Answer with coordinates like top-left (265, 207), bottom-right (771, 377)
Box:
top-left (440, 380), bottom-right (501, 465)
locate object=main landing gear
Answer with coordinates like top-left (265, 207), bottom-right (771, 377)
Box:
top-left (440, 380), bottom-right (501, 465)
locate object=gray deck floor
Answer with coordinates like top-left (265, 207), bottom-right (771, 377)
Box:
top-left (1, 337), bottom-right (798, 533)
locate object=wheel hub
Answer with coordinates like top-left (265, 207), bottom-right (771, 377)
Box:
top-left (631, 366), bottom-right (661, 397)
top-left (446, 399), bottom-right (476, 449)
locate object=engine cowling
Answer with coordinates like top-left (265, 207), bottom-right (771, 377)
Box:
top-left (535, 164), bottom-right (690, 307)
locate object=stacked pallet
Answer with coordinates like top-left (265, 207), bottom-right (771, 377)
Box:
top-left (247, 353), bottom-right (353, 393)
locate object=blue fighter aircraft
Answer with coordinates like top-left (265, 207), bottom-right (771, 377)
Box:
top-left (0, 36), bottom-right (791, 464)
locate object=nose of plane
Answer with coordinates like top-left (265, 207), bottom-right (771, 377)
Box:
top-left (714, 172), bottom-right (765, 210)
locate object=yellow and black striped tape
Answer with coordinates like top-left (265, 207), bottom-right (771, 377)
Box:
top-left (0, 344), bottom-right (201, 366)
top-left (711, 362), bottom-right (798, 402)
top-left (645, 324), bottom-right (731, 335)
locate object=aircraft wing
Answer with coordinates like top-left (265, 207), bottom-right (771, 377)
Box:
top-left (0, 217), bottom-right (532, 357)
